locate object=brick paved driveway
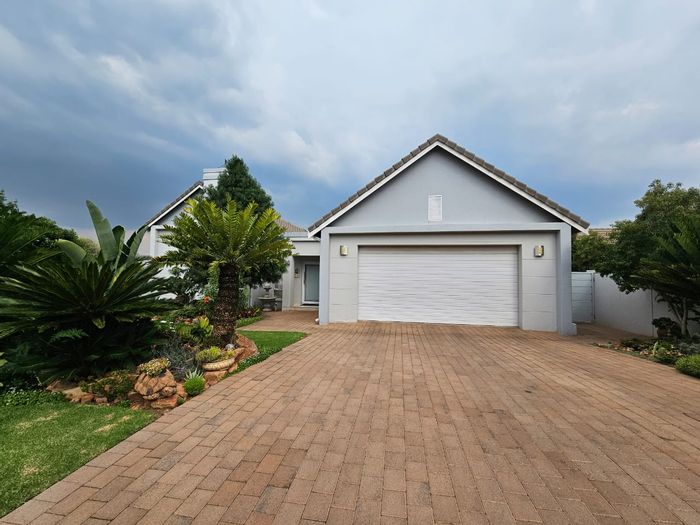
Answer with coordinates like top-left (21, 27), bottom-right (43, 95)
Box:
top-left (4, 320), bottom-right (700, 524)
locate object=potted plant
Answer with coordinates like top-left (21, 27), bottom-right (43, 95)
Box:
top-left (195, 346), bottom-right (237, 371)
top-left (652, 317), bottom-right (680, 339)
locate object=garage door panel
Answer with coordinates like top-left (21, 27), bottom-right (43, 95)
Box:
top-left (358, 246), bottom-right (518, 326)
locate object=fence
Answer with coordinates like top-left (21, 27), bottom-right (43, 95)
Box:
top-left (571, 271), bottom-right (693, 337)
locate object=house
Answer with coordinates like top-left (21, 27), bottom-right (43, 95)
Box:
top-left (148, 134), bottom-right (588, 335)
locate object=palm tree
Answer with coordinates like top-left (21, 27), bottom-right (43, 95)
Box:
top-left (160, 199), bottom-right (292, 344)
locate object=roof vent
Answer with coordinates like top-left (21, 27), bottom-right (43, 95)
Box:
top-left (428, 195), bottom-right (442, 222)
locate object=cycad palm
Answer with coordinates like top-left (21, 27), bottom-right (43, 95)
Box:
top-left (161, 199), bottom-right (292, 343)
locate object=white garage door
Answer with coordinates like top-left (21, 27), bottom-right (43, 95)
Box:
top-left (358, 245), bottom-right (519, 326)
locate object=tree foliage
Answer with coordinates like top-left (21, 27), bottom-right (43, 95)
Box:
top-left (571, 231), bottom-right (608, 272)
top-left (596, 180), bottom-right (700, 293)
top-left (0, 202), bottom-right (173, 381)
top-left (205, 155), bottom-right (273, 211)
top-left (635, 216), bottom-right (700, 336)
top-left (160, 199), bottom-right (292, 344)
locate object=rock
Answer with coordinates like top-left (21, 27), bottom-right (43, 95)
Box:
top-left (80, 393), bottom-right (95, 404)
top-left (150, 395), bottom-right (178, 409)
top-left (235, 334), bottom-right (258, 362)
top-left (227, 362), bottom-right (238, 374)
top-left (95, 396), bottom-right (108, 405)
top-left (133, 370), bottom-right (177, 400)
top-left (204, 370), bottom-right (226, 386)
top-left (127, 391), bottom-right (143, 406)
top-left (176, 383), bottom-right (187, 401)
top-left (61, 386), bottom-right (84, 403)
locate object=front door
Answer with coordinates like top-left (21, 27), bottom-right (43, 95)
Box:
top-left (303, 264), bottom-right (320, 304)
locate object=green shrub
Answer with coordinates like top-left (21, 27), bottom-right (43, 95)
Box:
top-left (676, 354), bottom-right (700, 378)
top-left (0, 390), bottom-right (66, 407)
top-left (194, 346), bottom-right (235, 363)
top-left (80, 370), bottom-right (134, 402)
top-left (183, 370), bottom-right (206, 396)
top-left (0, 202), bottom-right (174, 381)
top-left (650, 341), bottom-right (681, 364)
top-left (176, 316), bottom-right (213, 345)
top-left (155, 339), bottom-right (195, 381)
top-left (137, 358), bottom-right (170, 377)
top-left (678, 341), bottom-right (700, 356)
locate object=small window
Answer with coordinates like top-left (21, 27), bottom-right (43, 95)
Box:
top-left (428, 194), bottom-right (442, 222)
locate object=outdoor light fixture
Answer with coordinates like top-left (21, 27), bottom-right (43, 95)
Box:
top-left (339, 245), bottom-right (349, 256)
top-left (534, 245), bottom-right (545, 257)
top-left (294, 268), bottom-right (299, 277)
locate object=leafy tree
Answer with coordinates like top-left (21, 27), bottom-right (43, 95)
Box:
top-left (594, 180), bottom-right (700, 331)
top-left (596, 180), bottom-right (700, 292)
top-left (160, 199), bottom-right (292, 344)
top-left (205, 155), bottom-right (273, 211)
top-left (571, 231), bottom-right (608, 271)
top-left (635, 216), bottom-right (700, 336)
top-left (0, 202), bottom-right (174, 381)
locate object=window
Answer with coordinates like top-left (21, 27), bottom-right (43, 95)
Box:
top-left (428, 194), bottom-right (442, 222)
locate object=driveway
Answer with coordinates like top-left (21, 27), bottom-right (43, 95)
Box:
top-left (3, 317), bottom-right (700, 525)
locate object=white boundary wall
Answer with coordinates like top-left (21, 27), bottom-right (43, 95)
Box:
top-left (573, 272), bottom-right (696, 336)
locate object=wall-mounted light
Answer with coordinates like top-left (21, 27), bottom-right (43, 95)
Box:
top-left (534, 245), bottom-right (545, 258)
top-left (294, 267), bottom-right (300, 277)
top-left (339, 245), bottom-right (348, 256)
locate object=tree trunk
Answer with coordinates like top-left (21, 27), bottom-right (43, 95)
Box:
top-left (213, 263), bottom-right (239, 345)
top-left (681, 297), bottom-right (689, 337)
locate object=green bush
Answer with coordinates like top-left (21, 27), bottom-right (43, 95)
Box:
top-left (678, 341), bottom-right (700, 356)
top-left (0, 202), bottom-right (174, 381)
top-left (650, 341), bottom-right (681, 364)
top-left (195, 346), bottom-right (235, 364)
top-left (176, 316), bottom-right (213, 345)
top-left (137, 358), bottom-right (170, 377)
top-left (0, 390), bottom-right (66, 407)
top-left (676, 354), bottom-right (700, 378)
top-left (80, 370), bottom-right (133, 402)
top-left (183, 370), bottom-right (206, 396)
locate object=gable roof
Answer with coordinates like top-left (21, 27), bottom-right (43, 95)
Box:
top-left (146, 180), bottom-right (204, 227)
top-left (308, 134), bottom-right (589, 235)
top-left (146, 180), bottom-right (306, 234)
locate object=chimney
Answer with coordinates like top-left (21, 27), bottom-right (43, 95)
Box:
top-left (202, 168), bottom-right (225, 188)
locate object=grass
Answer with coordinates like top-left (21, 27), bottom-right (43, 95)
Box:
top-left (229, 330), bottom-right (306, 376)
top-left (0, 400), bottom-right (155, 517)
top-left (236, 315), bottom-right (263, 328)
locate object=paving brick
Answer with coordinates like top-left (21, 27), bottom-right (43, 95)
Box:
top-left (10, 316), bottom-right (700, 525)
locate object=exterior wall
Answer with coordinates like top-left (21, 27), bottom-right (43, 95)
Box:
top-left (572, 271), bottom-right (594, 323)
top-left (333, 148), bottom-right (557, 229)
top-left (322, 229), bottom-right (562, 332)
top-left (281, 239), bottom-right (320, 310)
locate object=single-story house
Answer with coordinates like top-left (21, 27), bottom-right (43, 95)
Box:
top-left (148, 134), bottom-right (588, 335)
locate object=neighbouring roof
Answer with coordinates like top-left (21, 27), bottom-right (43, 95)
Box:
top-left (589, 227), bottom-right (613, 238)
top-left (308, 134), bottom-right (590, 234)
top-left (146, 180), bottom-right (306, 233)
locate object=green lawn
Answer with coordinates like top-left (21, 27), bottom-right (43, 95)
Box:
top-left (235, 315), bottom-right (263, 328)
top-left (0, 401), bottom-right (155, 517)
top-left (231, 330), bottom-right (306, 375)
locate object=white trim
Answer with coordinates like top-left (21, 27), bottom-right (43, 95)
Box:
top-left (302, 262), bottom-right (320, 305)
top-left (147, 185), bottom-right (203, 228)
top-left (308, 141), bottom-right (588, 236)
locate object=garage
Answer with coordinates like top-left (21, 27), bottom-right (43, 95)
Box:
top-left (358, 245), bottom-right (519, 326)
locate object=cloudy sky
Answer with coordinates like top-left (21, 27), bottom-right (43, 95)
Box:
top-left (1, 1), bottom-right (699, 234)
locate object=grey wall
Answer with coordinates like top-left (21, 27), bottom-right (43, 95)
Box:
top-left (323, 229), bottom-right (562, 332)
top-left (333, 148), bottom-right (557, 228)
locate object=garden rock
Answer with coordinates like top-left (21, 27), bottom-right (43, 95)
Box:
top-left (236, 334), bottom-right (258, 361)
top-left (150, 395), bottom-right (178, 409)
top-left (79, 393), bottom-right (94, 404)
top-left (176, 383), bottom-right (187, 401)
top-left (133, 370), bottom-right (177, 401)
top-left (95, 396), bottom-right (108, 405)
top-left (204, 370), bottom-right (226, 386)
